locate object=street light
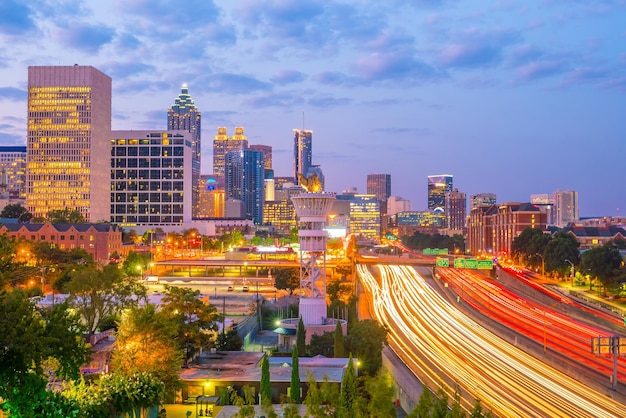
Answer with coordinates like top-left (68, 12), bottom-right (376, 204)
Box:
top-left (534, 253), bottom-right (545, 277)
top-left (564, 259), bottom-right (575, 286)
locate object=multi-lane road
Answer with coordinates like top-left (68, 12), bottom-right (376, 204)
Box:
top-left (358, 264), bottom-right (626, 417)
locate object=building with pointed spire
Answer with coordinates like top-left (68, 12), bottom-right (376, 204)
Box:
top-left (213, 127), bottom-right (248, 177)
top-left (167, 84), bottom-right (201, 217)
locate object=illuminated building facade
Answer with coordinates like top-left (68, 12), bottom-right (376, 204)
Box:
top-left (471, 192), bottom-right (496, 209)
top-left (249, 144), bottom-right (272, 171)
top-left (386, 210), bottom-right (445, 237)
top-left (345, 194), bottom-right (380, 239)
top-left (213, 127), bottom-right (248, 177)
top-left (530, 194), bottom-right (554, 225)
top-left (110, 130), bottom-right (193, 226)
top-left (167, 84), bottom-right (201, 218)
top-left (445, 188), bottom-right (466, 231)
top-left (0, 146), bottom-right (27, 199)
top-left (293, 129), bottom-right (312, 185)
top-left (224, 149), bottom-right (265, 224)
top-left (367, 174), bottom-right (391, 209)
top-left (27, 65), bottom-right (111, 222)
top-left (262, 186), bottom-right (300, 235)
top-left (197, 175), bottom-right (225, 218)
top-left (554, 189), bottom-right (579, 227)
top-left (427, 174), bottom-right (453, 212)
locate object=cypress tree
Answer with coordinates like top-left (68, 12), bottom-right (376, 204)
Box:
top-left (334, 320), bottom-right (344, 358)
top-left (290, 345), bottom-right (301, 403)
top-left (260, 353), bottom-right (271, 405)
top-left (341, 353), bottom-right (358, 417)
top-left (296, 316), bottom-right (306, 357)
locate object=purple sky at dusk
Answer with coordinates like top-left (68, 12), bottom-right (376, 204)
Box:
top-left (0, 0), bottom-right (624, 217)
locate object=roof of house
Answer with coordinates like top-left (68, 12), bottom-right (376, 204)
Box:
top-left (0, 222), bottom-right (118, 233)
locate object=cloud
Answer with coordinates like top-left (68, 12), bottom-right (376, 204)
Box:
top-left (352, 51), bottom-right (442, 83)
top-left (307, 96), bottom-right (351, 108)
top-left (201, 73), bottom-right (273, 94)
top-left (243, 93), bottom-right (305, 109)
top-left (271, 70), bottom-right (307, 85)
top-left (0, 0), bottom-right (36, 36)
top-left (100, 62), bottom-right (155, 79)
top-left (437, 28), bottom-right (521, 69)
top-left (312, 71), bottom-right (355, 86)
top-left (0, 87), bottom-right (26, 101)
top-left (515, 60), bottom-right (568, 81)
top-left (53, 23), bottom-right (116, 54)
top-left (0, 132), bottom-right (23, 143)
top-left (561, 66), bottom-right (611, 86)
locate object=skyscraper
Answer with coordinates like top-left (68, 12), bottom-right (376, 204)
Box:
top-left (293, 129), bottom-right (312, 185)
top-left (554, 189), bottom-right (579, 227)
top-left (27, 65), bottom-right (111, 222)
top-left (445, 188), bottom-right (467, 231)
top-left (249, 144), bottom-right (272, 171)
top-left (225, 149), bottom-right (265, 224)
top-left (0, 146), bottom-right (27, 199)
top-left (110, 130), bottom-right (193, 226)
top-left (427, 174), bottom-right (453, 212)
top-left (367, 173), bottom-right (391, 211)
top-left (167, 84), bottom-right (201, 217)
top-left (213, 127), bottom-right (248, 177)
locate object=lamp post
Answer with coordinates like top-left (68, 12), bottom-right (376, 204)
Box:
top-left (564, 259), bottom-right (574, 286)
top-left (535, 253), bottom-right (545, 277)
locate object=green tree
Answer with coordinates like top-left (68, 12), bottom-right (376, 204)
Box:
top-left (260, 353), bottom-right (271, 405)
top-left (334, 321), bottom-right (345, 358)
top-left (408, 387), bottom-right (433, 418)
top-left (46, 208), bottom-right (85, 224)
top-left (122, 250), bottom-right (152, 278)
top-left (580, 243), bottom-right (624, 293)
top-left (346, 319), bottom-right (387, 375)
top-left (111, 304), bottom-right (183, 390)
top-left (543, 231), bottom-right (580, 275)
top-left (215, 328), bottom-right (244, 351)
top-left (304, 374), bottom-right (342, 417)
top-left (341, 354), bottom-right (359, 417)
top-left (160, 284), bottom-right (220, 362)
top-left (0, 203), bottom-right (32, 222)
top-left (0, 290), bottom-right (89, 417)
top-left (365, 370), bottom-right (396, 418)
top-left (65, 264), bottom-right (145, 333)
top-left (0, 234), bottom-right (26, 289)
top-left (510, 227), bottom-right (550, 265)
top-left (296, 316), bottom-right (306, 357)
top-left (308, 331), bottom-right (334, 357)
top-left (290, 346), bottom-right (301, 403)
top-left (275, 267), bottom-right (300, 295)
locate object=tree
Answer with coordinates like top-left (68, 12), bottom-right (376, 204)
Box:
top-left (346, 319), bottom-right (387, 376)
top-left (160, 284), bottom-right (220, 362)
top-left (0, 234), bottom-right (26, 289)
top-left (543, 231), bottom-right (580, 275)
top-left (365, 370), bottom-right (396, 418)
top-left (510, 227), bottom-right (550, 265)
top-left (341, 354), bottom-right (359, 418)
top-left (274, 267), bottom-right (300, 295)
top-left (408, 387), bottom-right (433, 418)
top-left (46, 208), bottom-right (85, 224)
top-left (215, 328), bottom-right (243, 351)
top-left (304, 374), bottom-right (342, 417)
top-left (308, 331), bottom-right (334, 357)
top-left (290, 346), bottom-right (301, 403)
top-left (0, 203), bottom-right (32, 222)
top-left (260, 353), bottom-right (271, 405)
top-left (296, 316), bottom-right (306, 357)
top-left (334, 321), bottom-right (345, 358)
top-left (65, 264), bottom-right (145, 333)
top-left (580, 243), bottom-right (624, 293)
top-left (0, 290), bottom-right (90, 417)
top-left (111, 304), bottom-right (183, 390)
top-left (122, 250), bottom-right (151, 278)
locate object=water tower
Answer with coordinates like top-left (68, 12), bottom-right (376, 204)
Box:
top-left (290, 191), bottom-right (336, 325)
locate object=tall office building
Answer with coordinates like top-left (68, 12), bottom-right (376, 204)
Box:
top-left (293, 129), bottom-right (312, 185)
top-left (167, 84), bottom-right (201, 218)
top-left (445, 188), bottom-right (466, 230)
top-left (213, 127), bottom-right (248, 177)
top-left (427, 174), bottom-right (453, 212)
top-left (249, 144), bottom-right (272, 171)
top-left (27, 65), bottom-right (111, 222)
top-left (0, 146), bottom-right (27, 199)
top-left (367, 173), bottom-right (391, 211)
top-left (387, 196), bottom-right (411, 216)
top-left (110, 131), bottom-right (193, 226)
top-left (471, 193), bottom-right (496, 209)
top-left (554, 189), bottom-right (579, 227)
top-left (224, 149), bottom-right (265, 224)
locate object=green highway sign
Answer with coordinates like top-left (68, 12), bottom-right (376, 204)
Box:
top-left (436, 257), bottom-right (449, 267)
top-left (454, 258), bottom-right (465, 268)
top-left (464, 258), bottom-right (477, 269)
top-left (477, 259), bottom-right (494, 270)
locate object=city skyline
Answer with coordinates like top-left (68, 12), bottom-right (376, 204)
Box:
top-left (0, 1), bottom-right (624, 216)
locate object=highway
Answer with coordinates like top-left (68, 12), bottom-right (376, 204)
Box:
top-left (358, 264), bottom-right (626, 417)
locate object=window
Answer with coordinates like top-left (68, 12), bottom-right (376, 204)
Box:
top-left (60, 235), bottom-right (65, 240)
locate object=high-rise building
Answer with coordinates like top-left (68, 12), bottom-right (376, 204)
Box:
top-left (197, 175), bottom-right (225, 218)
top-left (110, 130), bottom-right (193, 226)
top-left (213, 127), bottom-right (248, 177)
top-left (27, 65), bottom-right (112, 222)
top-left (445, 188), bottom-right (466, 231)
top-left (530, 193), bottom-right (555, 225)
top-left (427, 174), bottom-right (453, 213)
top-left (387, 196), bottom-right (412, 216)
top-left (167, 84), bottom-right (201, 218)
top-left (224, 149), bottom-right (265, 224)
top-left (554, 189), bottom-right (579, 227)
top-left (293, 129), bottom-right (312, 185)
top-left (367, 174), bottom-right (391, 206)
top-left (0, 146), bottom-right (27, 199)
top-left (262, 186), bottom-right (300, 236)
top-left (249, 144), bottom-right (272, 171)
top-left (336, 194), bottom-right (381, 239)
top-left (471, 193), bottom-right (496, 209)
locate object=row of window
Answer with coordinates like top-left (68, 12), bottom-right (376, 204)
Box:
top-left (20, 234), bottom-right (94, 241)
top-left (112, 181), bottom-right (184, 191)
top-left (111, 204), bottom-right (184, 214)
top-left (112, 193), bottom-right (184, 203)
top-left (112, 159), bottom-right (185, 169)
top-left (112, 215), bottom-right (184, 224)
top-left (112, 146), bottom-right (185, 157)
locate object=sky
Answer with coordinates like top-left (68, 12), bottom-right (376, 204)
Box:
top-left (0, 0), bottom-right (625, 217)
